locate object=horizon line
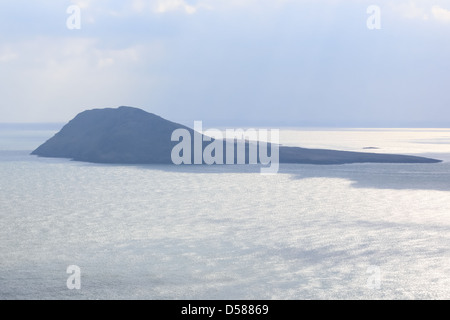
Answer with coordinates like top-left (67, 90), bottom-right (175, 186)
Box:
top-left (0, 122), bottom-right (450, 130)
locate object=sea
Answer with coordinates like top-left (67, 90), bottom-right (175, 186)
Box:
top-left (1, 125), bottom-right (450, 299)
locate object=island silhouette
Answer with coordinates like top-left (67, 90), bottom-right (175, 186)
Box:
top-left (31, 106), bottom-right (442, 165)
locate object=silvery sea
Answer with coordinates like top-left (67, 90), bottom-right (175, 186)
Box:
top-left (1, 125), bottom-right (450, 299)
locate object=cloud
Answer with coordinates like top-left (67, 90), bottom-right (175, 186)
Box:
top-left (95, 46), bottom-right (140, 68)
top-left (72, 0), bottom-right (295, 17)
top-left (1, 0), bottom-right (450, 125)
top-left (131, 0), bottom-right (146, 13)
top-left (70, 0), bottom-right (92, 9)
top-left (0, 47), bottom-right (17, 63)
top-left (153, 0), bottom-right (197, 14)
top-left (390, 2), bottom-right (450, 23)
top-left (431, 5), bottom-right (450, 23)
top-left (0, 36), bottom-right (165, 122)
top-left (390, 2), bottom-right (429, 20)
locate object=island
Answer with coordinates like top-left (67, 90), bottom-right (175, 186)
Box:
top-left (31, 106), bottom-right (442, 165)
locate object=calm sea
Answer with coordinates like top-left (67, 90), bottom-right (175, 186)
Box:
top-left (1, 125), bottom-right (450, 299)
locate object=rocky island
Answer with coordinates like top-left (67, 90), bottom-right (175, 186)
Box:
top-left (31, 106), bottom-right (442, 165)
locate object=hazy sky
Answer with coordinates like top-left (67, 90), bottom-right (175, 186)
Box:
top-left (1, 0), bottom-right (449, 127)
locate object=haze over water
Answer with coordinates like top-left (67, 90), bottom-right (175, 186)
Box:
top-left (1, 127), bottom-right (450, 299)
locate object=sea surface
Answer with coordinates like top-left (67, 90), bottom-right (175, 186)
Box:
top-left (1, 125), bottom-right (450, 299)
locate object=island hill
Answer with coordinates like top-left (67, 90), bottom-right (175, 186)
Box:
top-left (31, 106), bottom-right (441, 165)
